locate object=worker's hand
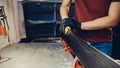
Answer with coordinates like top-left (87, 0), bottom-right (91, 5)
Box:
top-left (59, 18), bottom-right (81, 34)
top-left (71, 18), bottom-right (81, 30)
top-left (59, 18), bottom-right (73, 34)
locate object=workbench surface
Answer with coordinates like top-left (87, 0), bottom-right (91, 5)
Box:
top-left (0, 43), bottom-right (73, 68)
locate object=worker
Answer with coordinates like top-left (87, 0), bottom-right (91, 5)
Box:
top-left (60, 0), bottom-right (120, 68)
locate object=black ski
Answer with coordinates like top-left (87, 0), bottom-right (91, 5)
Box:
top-left (62, 32), bottom-right (120, 68)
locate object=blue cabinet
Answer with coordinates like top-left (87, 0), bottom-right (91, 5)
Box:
top-left (22, 1), bottom-right (74, 38)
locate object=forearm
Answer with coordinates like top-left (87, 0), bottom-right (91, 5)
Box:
top-left (81, 2), bottom-right (120, 30)
top-left (60, 5), bottom-right (69, 19)
top-left (81, 16), bottom-right (119, 30)
top-left (60, 0), bottom-right (72, 19)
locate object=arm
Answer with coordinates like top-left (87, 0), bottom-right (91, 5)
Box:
top-left (81, 2), bottom-right (120, 30)
top-left (60, 0), bottom-right (72, 19)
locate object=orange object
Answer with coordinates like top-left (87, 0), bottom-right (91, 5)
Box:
top-left (0, 25), bottom-right (2, 35)
top-left (3, 26), bottom-right (7, 36)
top-left (61, 38), bottom-right (84, 68)
top-left (61, 39), bottom-right (74, 55)
top-left (0, 25), bottom-right (7, 36)
top-left (73, 57), bottom-right (84, 68)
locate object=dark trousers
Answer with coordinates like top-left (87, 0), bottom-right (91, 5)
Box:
top-left (112, 22), bottom-right (120, 59)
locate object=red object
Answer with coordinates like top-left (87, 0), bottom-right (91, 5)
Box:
top-left (3, 26), bottom-right (7, 36)
top-left (73, 57), bottom-right (84, 68)
top-left (0, 25), bottom-right (2, 35)
top-left (61, 39), bottom-right (84, 68)
top-left (61, 39), bottom-right (74, 55)
top-left (0, 24), bottom-right (7, 36)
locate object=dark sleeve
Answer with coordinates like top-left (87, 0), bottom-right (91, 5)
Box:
top-left (111, 0), bottom-right (120, 2)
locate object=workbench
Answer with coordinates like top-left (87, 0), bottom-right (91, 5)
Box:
top-left (0, 43), bottom-right (73, 68)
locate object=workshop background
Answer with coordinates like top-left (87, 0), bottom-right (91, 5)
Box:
top-left (0, 0), bottom-right (120, 68)
top-left (0, 0), bottom-right (74, 68)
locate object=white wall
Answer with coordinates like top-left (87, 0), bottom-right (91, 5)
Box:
top-left (0, 0), bottom-right (26, 43)
top-left (0, 2), bottom-right (1, 5)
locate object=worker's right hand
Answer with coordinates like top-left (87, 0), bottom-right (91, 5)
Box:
top-left (71, 18), bottom-right (81, 30)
